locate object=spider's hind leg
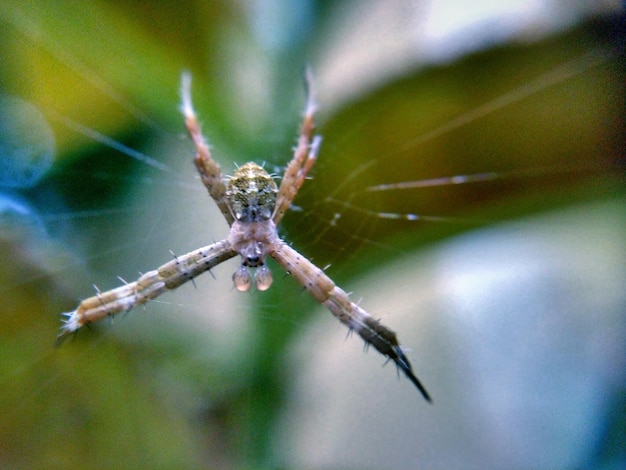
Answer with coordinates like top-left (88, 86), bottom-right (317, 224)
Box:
top-left (356, 313), bottom-right (432, 402)
top-left (271, 243), bottom-right (432, 402)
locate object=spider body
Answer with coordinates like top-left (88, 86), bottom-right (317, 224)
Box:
top-left (226, 162), bottom-right (280, 291)
top-left (58, 72), bottom-right (431, 402)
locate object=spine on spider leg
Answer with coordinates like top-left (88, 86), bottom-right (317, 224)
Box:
top-left (270, 243), bottom-right (431, 401)
top-left (56, 241), bottom-right (236, 344)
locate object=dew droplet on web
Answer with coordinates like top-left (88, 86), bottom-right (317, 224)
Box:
top-left (0, 95), bottom-right (55, 188)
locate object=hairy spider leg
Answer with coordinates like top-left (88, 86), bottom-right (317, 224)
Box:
top-left (270, 243), bottom-right (431, 402)
top-left (181, 72), bottom-right (235, 226)
top-left (57, 241), bottom-right (237, 343)
top-left (272, 69), bottom-right (321, 225)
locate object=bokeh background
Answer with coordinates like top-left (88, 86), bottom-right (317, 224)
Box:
top-left (0, 1), bottom-right (624, 468)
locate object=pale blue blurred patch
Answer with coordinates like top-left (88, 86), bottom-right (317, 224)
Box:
top-left (0, 191), bottom-right (45, 235)
top-left (420, 0), bottom-right (600, 62)
top-left (248, 0), bottom-right (313, 52)
top-left (0, 95), bottom-right (55, 189)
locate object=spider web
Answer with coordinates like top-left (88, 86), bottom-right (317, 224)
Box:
top-left (0, 2), bottom-right (623, 468)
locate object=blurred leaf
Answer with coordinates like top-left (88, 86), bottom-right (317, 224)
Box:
top-left (285, 19), bottom-right (623, 278)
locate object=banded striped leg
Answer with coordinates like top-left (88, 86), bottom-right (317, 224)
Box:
top-left (57, 240), bottom-right (237, 344)
top-left (270, 242), bottom-right (431, 401)
top-left (181, 73), bottom-right (235, 226)
top-left (272, 70), bottom-right (321, 224)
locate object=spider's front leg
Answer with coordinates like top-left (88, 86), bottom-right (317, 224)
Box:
top-left (57, 241), bottom-right (237, 344)
top-left (271, 243), bottom-right (432, 402)
top-left (272, 69), bottom-right (322, 225)
top-left (181, 73), bottom-right (235, 226)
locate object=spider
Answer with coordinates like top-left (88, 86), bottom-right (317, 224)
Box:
top-left (57, 71), bottom-right (431, 402)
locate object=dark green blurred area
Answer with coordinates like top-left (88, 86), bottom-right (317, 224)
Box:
top-left (288, 29), bottom-right (624, 273)
top-left (0, 1), bottom-right (623, 468)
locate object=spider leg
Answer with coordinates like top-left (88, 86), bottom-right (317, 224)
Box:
top-left (57, 240), bottom-right (237, 344)
top-left (181, 73), bottom-right (235, 226)
top-left (272, 69), bottom-right (321, 224)
top-left (271, 243), bottom-right (431, 402)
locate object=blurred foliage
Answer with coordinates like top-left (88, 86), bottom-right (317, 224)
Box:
top-left (0, 1), bottom-right (623, 468)
top-left (286, 23), bottom-right (623, 276)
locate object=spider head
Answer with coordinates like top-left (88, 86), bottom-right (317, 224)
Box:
top-left (227, 162), bottom-right (277, 222)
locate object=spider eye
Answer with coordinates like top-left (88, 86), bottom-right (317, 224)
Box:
top-left (255, 265), bottom-right (273, 291)
top-left (233, 265), bottom-right (251, 292)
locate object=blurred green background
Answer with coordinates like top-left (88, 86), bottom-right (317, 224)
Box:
top-left (0, 1), bottom-right (623, 468)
